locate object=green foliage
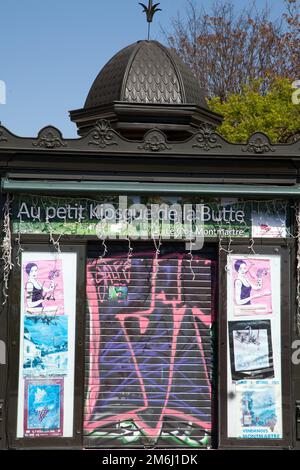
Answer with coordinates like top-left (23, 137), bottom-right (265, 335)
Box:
top-left (208, 78), bottom-right (300, 143)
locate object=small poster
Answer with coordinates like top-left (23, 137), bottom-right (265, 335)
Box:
top-left (24, 379), bottom-right (64, 437)
top-left (230, 257), bottom-right (272, 316)
top-left (229, 320), bottom-right (274, 380)
top-left (23, 315), bottom-right (68, 377)
top-left (23, 259), bottom-right (64, 315)
top-left (237, 383), bottom-right (282, 439)
top-left (252, 211), bottom-right (287, 238)
top-left (108, 285), bottom-right (128, 301)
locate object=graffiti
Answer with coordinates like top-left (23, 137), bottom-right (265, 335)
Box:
top-left (84, 250), bottom-right (215, 447)
top-left (92, 259), bottom-right (131, 303)
top-left (91, 420), bottom-right (211, 447)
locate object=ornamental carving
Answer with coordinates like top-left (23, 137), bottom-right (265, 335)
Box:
top-left (88, 120), bottom-right (118, 149)
top-left (33, 127), bottom-right (66, 149)
top-left (192, 123), bottom-right (222, 151)
top-left (139, 130), bottom-right (171, 152)
top-left (243, 133), bottom-right (275, 154)
top-left (0, 130), bottom-right (8, 143)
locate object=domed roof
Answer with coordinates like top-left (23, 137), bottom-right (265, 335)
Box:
top-left (84, 40), bottom-right (208, 109)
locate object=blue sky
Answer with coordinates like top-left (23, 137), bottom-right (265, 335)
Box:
top-left (0, 0), bottom-right (287, 137)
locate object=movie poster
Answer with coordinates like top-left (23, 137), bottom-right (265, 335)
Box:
top-left (227, 254), bottom-right (282, 439)
top-left (24, 379), bottom-right (64, 437)
top-left (17, 251), bottom-right (77, 439)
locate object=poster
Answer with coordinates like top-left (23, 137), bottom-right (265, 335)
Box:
top-left (252, 211), bottom-right (287, 238)
top-left (17, 251), bottom-right (77, 438)
top-left (228, 320), bottom-right (274, 380)
top-left (236, 382), bottom-right (282, 439)
top-left (227, 254), bottom-right (282, 439)
top-left (23, 259), bottom-right (64, 315)
top-left (230, 258), bottom-right (272, 316)
top-left (24, 379), bottom-right (63, 437)
top-left (23, 315), bottom-right (68, 377)
top-left (108, 285), bottom-right (128, 301)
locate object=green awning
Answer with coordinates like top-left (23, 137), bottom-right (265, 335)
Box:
top-left (2, 178), bottom-right (300, 197)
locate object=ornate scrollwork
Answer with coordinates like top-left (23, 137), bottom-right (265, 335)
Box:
top-left (88, 120), bottom-right (118, 149)
top-left (33, 127), bottom-right (66, 149)
top-left (192, 123), bottom-right (222, 151)
top-left (139, 129), bottom-right (171, 152)
top-left (243, 133), bottom-right (275, 154)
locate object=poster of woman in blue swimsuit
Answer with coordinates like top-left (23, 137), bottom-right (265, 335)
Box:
top-left (233, 258), bottom-right (272, 316)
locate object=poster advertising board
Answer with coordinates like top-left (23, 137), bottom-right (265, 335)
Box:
top-left (23, 259), bottom-right (64, 315)
top-left (24, 378), bottom-right (64, 437)
top-left (230, 258), bottom-right (272, 316)
top-left (17, 251), bottom-right (77, 438)
top-left (235, 382), bottom-right (282, 439)
top-left (228, 320), bottom-right (274, 380)
top-left (226, 254), bottom-right (282, 439)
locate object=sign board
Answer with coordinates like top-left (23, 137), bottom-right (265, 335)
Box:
top-left (12, 195), bottom-right (289, 240)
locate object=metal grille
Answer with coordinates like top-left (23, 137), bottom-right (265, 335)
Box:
top-left (84, 246), bottom-right (215, 448)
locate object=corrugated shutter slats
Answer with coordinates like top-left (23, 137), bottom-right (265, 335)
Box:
top-left (83, 248), bottom-right (215, 448)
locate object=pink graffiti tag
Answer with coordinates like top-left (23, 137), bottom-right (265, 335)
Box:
top-left (93, 259), bottom-right (131, 302)
top-left (85, 252), bottom-right (214, 439)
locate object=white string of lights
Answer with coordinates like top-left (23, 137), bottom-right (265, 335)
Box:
top-left (15, 231), bottom-right (23, 267)
top-left (1, 194), bottom-right (14, 304)
top-left (188, 237), bottom-right (196, 281)
top-left (124, 234), bottom-right (133, 275)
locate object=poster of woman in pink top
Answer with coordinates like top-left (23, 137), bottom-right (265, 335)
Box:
top-left (232, 258), bottom-right (272, 316)
top-left (24, 259), bottom-right (64, 315)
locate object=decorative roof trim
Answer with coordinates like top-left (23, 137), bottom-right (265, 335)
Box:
top-left (0, 120), bottom-right (299, 157)
top-left (242, 132), bottom-right (275, 154)
top-left (138, 129), bottom-right (171, 152)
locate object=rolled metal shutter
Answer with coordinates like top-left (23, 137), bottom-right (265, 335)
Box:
top-left (84, 245), bottom-right (216, 448)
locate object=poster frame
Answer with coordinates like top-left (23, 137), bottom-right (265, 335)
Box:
top-left (228, 319), bottom-right (274, 381)
top-left (6, 241), bottom-right (86, 449)
top-left (218, 241), bottom-right (292, 449)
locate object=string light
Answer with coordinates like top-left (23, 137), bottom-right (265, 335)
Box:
top-left (1, 194), bottom-right (14, 304)
top-left (15, 231), bottom-right (23, 267)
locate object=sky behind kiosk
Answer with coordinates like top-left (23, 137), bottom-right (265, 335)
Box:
top-left (0, 0), bottom-right (287, 137)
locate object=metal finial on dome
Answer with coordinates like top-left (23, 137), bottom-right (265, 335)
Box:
top-left (139, 1), bottom-right (161, 40)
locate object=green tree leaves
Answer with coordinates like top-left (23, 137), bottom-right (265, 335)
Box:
top-left (208, 78), bottom-right (300, 143)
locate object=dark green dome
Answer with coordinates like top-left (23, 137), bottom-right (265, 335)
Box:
top-left (85, 40), bottom-right (208, 109)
